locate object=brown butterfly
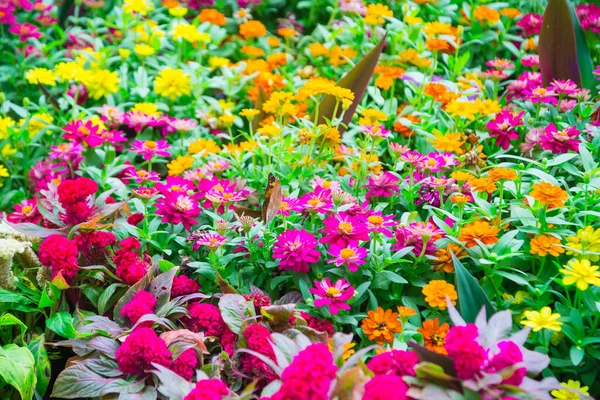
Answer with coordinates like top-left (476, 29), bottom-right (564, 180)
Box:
top-left (234, 173), bottom-right (281, 223)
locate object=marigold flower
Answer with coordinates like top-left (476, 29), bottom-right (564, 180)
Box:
top-left (397, 306), bottom-right (416, 318)
top-left (361, 307), bottom-right (402, 345)
top-left (470, 177), bottom-right (497, 194)
top-left (559, 259), bottom-right (600, 291)
top-left (25, 68), bottom-right (56, 86)
top-left (500, 8), bottom-right (521, 18)
top-left (426, 38), bottom-right (450, 52)
top-left (473, 5), bottom-right (500, 24)
top-left (445, 99), bottom-right (477, 120)
top-left (451, 170), bottom-right (475, 182)
top-left (529, 182), bottom-right (568, 209)
top-left (530, 234), bottom-right (564, 257)
top-left (239, 20), bottom-right (266, 39)
top-left (521, 306), bottom-right (562, 332)
top-left (188, 138), bottom-right (219, 155)
top-left (364, 3), bottom-right (393, 25)
top-left (432, 243), bottom-right (467, 273)
top-left (86, 69), bottom-right (119, 99)
top-left (422, 280), bottom-right (457, 310)
top-left (423, 21), bottom-right (453, 36)
top-left (429, 132), bottom-right (465, 154)
top-left (418, 318), bottom-right (449, 354)
top-left (488, 167), bottom-right (517, 182)
top-left (459, 220), bottom-right (499, 248)
top-left (154, 68), bottom-right (192, 100)
top-left (198, 8), bottom-right (226, 26)
top-left (167, 156), bottom-right (194, 176)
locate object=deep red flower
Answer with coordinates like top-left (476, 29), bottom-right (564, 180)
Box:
top-left (183, 303), bottom-right (226, 337)
top-left (241, 324), bottom-right (277, 383)
top-left (115, 328), bottom-right (172, 376)
top-left (38, 235), bottom-right (79, 282)
top-left (184, 379), bottom-right (229, 400)
top-left (121, 290), bottom-right (156, 326)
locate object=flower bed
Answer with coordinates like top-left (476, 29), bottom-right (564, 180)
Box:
top-left (0, 0), bottom-right (599, 399)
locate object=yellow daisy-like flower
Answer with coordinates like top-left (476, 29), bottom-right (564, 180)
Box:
top-left (257, 123), bottom-right (282, 137)
top-left (188, 138), bottom-right (219, 155)
top-left (153, 68), bottom-right (191, 100)
top-left (167, 155), bottom-right (194, 176)
top-left (559, 259), bottom-right (600, 291)
top-left (358, 108), bottom-right (388, 126)
top-left (404, 16), bottom-right (423, 25)
top-left (168, 6), bottom-right (187, 18)
top-left (474, 98), bottom-right (501, 115)
top-left (0, 164), bottom-right (8, 178)
top-left (2, 144), bottom-right (17, 157)
top-left (25, 68), bottom-right (56, 86)
top-left (118, 49), bottom-right (131, 59)
top-left (22, 113), bottom-right (54, 136)
top-left (551, 380), bottom-right (590, 400)
top-left (134, 43), bottom-right (155, 57)
top-left (445, 99), bottom-right (477, 120)
top-left (428, 132), bottom-right (465, 154)
top-left (86, 69), bottom-right (120, 99)
top-left (364, 3), bottom-right (393, 25)
top-left (521, 307), bottom-right (562, 332)
top-left (240, 108), bottom-right (260, 119)
top-left (123, 0), bottom-right (153, 15)
top-left (132, 103), bottom-right (160, 116)
top-left (208, 56), bottom-right (229, 69)
top-left (170, 23), bottom-right (210, 44)
top-left (218, 114), bottom-right (236, 126)
top-left (54, 62), bottom-right (84, 82)
top-left (0, 116), bottom-right (16, 139)
top-left (565, 226), bottom-right (600, 261)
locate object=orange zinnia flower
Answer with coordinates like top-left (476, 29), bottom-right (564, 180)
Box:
top-left (473, 5), bottom-right (500, 24)
top-left (397, 306), bottom-right (417, 318)
top-left (488, 167), bottom-right (517, 182)
top-left (530, 182), bottom-right (568, 209)
top-left (432, 243), bottom-right (467, 273)
top-left (426, 38), bottom-right (450, 52)
top-left (239, 20), bottom-right (267, 39)
top-left (361, 307), bottom-right (402, 345)
top-left (418, 318), bottom-right (449, 354)
top-left (470, 177), bottom-right (497, 194)
top-left (530, 234), bottom-right (565, 257)
top-left (422, 280), bottom-right (458, 310)
top-left (198, 8), bottom-right (226, 26)
top-left (459, 220), bottom-right (500, 248)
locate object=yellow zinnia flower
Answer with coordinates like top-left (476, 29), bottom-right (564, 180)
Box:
top-left (86, 69), bottom-right (120, 99)
top-left (0, 117), bottom-right (16, 139)
top-left (551, 380), bottom-right (590, 400)
top-left (559, 259), bottom-right (600, 291)
top-left (25, 68), bottom-right (56, 86)
top-left (521, 307), bottom-right (562, 332)
top-left (123, 0), bottom-right (153, 15)
top-left (153, 68), bottom-right (191, 100)
top-left (565, 226), bottom-right (600, 261)
top-left (167, 155), bottom-right (194, 176)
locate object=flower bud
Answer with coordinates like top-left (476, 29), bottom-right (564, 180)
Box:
top-left (216, 219), bottom-right (229, 235)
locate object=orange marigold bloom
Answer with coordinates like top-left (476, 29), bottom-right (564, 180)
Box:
top-left (500, 8), bottom-right (521, 18)
top-left (397, 306), bottom-right (417, 318)
top-left (530, 234), bottom-right (565, 257)
top-left (423, 21), bottom-right (453, 36)
top-left (530, 182), bottom-right (568, 209)
top-left (329, 46), bottom-right (356, 67)
top-left (361, 307), bottom-right (402, 345)
top-left (488, 167), bottom-right (517, 182)
top-left (459, 220), bottom-right (500, 248)
top-left (473, 5), bottom-right (500, 24)
top-left (432, 243), bottom-right (467, 273)
top-left (267, 53), bottom-right (289, 69)
top-left (277, 27), bottom-right (297, 37)
top-left (525, 38), bottom-right (537, 51)
top-left (309, 43), bottom-right (329, 57)
top-left (241, 45), bottom-right (265, 57)
top-left (470, 177), bottom-right (497, 194)
top-left (451, 171), bottom-right (475, 182)
top-left (422, 280), bottom-right (457, 310)
top-left (418, 318), bottom-right (449, 355)
top-left (451, 194), bottom-right (471, 204)
top-left (423, 82), bottom-right (448, 102)
top-left (239, 20), bottom-right (267, 39)
top-left (426, 38), bottom-right (450, 52)
top-left (429, 132), bottom-right (465, 154)
top-left (393, 114), bottom-right (420, 137)
top-left (198, 8), bottom-right (226, 26)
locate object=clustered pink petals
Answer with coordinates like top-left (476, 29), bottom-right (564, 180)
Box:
top-left (269, 343), bottom-right (337, 400)
top-left (241, 324), bottom-right (278, 383)
top-left (154, 191), bottom-right (200, 231)
top-left (485, 341), bottom-right (526, 386)
top-left (486, 110), bottom-right (524, 150)
top-left (516, 13), bottom-right (542, 36)
top-left (272, 229), bottom-right (321, 273)
top-left (320, 212), bottom-right (370, 248)
top-left (393, 221), bottom-right (444, 257)
top-left (183, 303), bottom-right (226, 337)
top-left (327, 243), bottom-right (367, 272)
top-left (130, 140), bottom-right (171, 160)
top-left (184, 379), bottom-right (229, 400)
top-left (171, 275), bottom-right (201, 298)
top-left (113, 237), bottom-right (150, 285)
top-left (172, 348), bottom-right (198, 380)
top-left (7, 198), bottom-right (42, 224)
top-left (445, 324), bottom-right (488, 380)
top-left (363, 374), bottom-right (408, 400)
top-left (75, 231), bottom-right (117, 265)
top-left (121, 290), bottom-right (156, 326)
top-left (539, 123), bottom-right (580, 154)
top-left (310, 277), bottom-right (354, 314)
top-left (38, 235), bottom-right (80, 283)
top-left (363, 172), bottom-right (400, 198)
top-left (367, 350), bottom-right (419, 377)
top-left (57, 177), bottom-right (98, 225)
top-left (116, 327), bottom-right (172, 376)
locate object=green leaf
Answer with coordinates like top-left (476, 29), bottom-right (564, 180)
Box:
top-left (378, 270), bottom-right (408, 284)
top-left (98, 283), bottom-right (126, 316)
top-left (219, 294), bottom-right (255, 334)
top-left (315, 32), bottom-right (388, 131)
top-left (0, 313), bottom-right (27, 343)
top-left (46, 311), bottom-right (77, 339)
top-left (451, 252), bottom-right (496, 323)
top-left (28, 334), bottom-right (51, 397)
top-left (51, 364), bottom-right (145, 398)
top-left (570, 346), bottom-right (585, 366)
top-left (0, 344), bottom-right (36, 400)
top-left (158, 260), bottom-right (176, 272)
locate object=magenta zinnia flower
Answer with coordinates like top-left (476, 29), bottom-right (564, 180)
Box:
top-left (192, 232), bottom-right (228, 251)
top-left (299, 187), bottom-right (333, 214)
top-left (539, 123), bottom-right (580, 154)
top-left (272, 229), bottom-right (321, 273)
top-left (154, 192), bottom-right (200, 230)
top-left (516, 13), bottom-right (542, 36)
top-left (363, 172), bottom-right (400, 198)
top-left (550, 79), bottom-right (578, 96)
top-left (130, 140), bottom-right (171, 161)
top-left (310, 277), bottom-right (354, 314)
top-left (124, 169), bottom-right (160, 184)
top-left (62, 119), bottom-right (104, 147)
top-left (327, 244), bottom-right (366, 273)
top-left (320, 212), bottom-right (370, 248)
top-left (366, 211), bottom-right (396, 237)
top-left (393, 222), bottom-right (444, 257)
top-left (524, 86), bottom-right (558, 105)
top-left (9, 23), bottom-right (42, 42)
top-left (486, 110), bottom-right (524, 150)
top-left (7, 198), bottom-right (42, 224)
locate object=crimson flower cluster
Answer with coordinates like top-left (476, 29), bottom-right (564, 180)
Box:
top-left (38, 235), bottom-right (80, 282)
top-left (56, 177), bottom-right (98, 225)
top-left (113, 237), bottom-right (150, 285)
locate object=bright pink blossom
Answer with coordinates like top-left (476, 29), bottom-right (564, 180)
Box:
top-left (310, 277), bottom-right (354, 314)
top-left (272, 229), bottom-right (321, 273)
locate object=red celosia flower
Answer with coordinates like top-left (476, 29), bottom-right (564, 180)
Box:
top-left (127, 213), bottom-right (145, 226)
top-left (171, 275), bottom-right (201, 298)
top-left (75, 231), bottom-right (116, 262)
top-left (121, 290), bottom-right (156, 326)
top-left (57, 177), bottom-right (98, 225)
top-left (115, 327), bottom-right (172, 376)
top-left (272, 229), bottom-right (321, 273)
top-left (243, 294), bottom-right (271, 313)
top-left (485, 341), bottom-right (525, 386)
top-left (221, 328), bottom-right (237, 356)
top-left (445, 324), bottom-right (488, 380)
top-left (320, 212), bottom-right (370, 248)
top-left (113, 237), bottom-right (150, 285)
top-left (184, 379), bottom-right (229, 400)
top-left (367, 350), bottom-right (419, 377)
top-left (270, 343), bottom-right (337, 400)
top-left (241, 324), bottom-right (278, 383)
top-left (38, 235), bottom-right (79, 282)
top-left (363, 374), bottom-right (408, 400)
top-left (172, 348), bottom-right (198, 381)
top-left (292, 311), bottom-right (334, 337)
top-left (183, 303), bottom-right (226, 337)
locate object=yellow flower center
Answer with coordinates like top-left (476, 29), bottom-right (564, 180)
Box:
top-left (322, 180), bottom-right (331, 189)
top-left (368, 216), bottom-right (383, 225)
top-left (431, 334), bottom-right (445, 346)
top-left (340, 248), bottom-right (355, 259)
top-left (338, 222), bottom-right (353, 234)
top-left (307, 199), bottom-right (321, 206)
top-left (326, 287), bottom-right (341, 297)
top-left (21, 205), bottom-right (33, 214)
top-left (77, 126), bottom-right (91, 136)
top-left (144, 140), bottom-right (157, 149)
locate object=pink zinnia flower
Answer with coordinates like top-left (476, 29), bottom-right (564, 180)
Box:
top-left (363, 172), bottom-right (400, 198)
top-left (157, 176), bottom-right (196, 195)
top-left (124, 169), bottom-right (160, 184)
top-left (62, 119), bottom-right (104, 147)
top-left (521, 55), bottom-right (540, 68)
top-left (132, 186), bottom-right (159, 199)
top-left (485, 340), bottom-right (526, 386)
top-left (130, 140), bottom-right (171, 161)
top-left (7, 198), bottom-right (42, 224)
top-left (486, 58), bottom-right (514, 70)
top-left (8, 23), bottom-right (42, 42)
top-left (310, 277), bottom-right (354, 314)
top-left (278, 195), bottom-right (301, 216)
top-left (550, 79), bottom-right (578, 96)
top-left (539, 123), bottom-right (580, 154)
top-left (49, 142), bottom-right (84, 167)
top-left (516, 13), bottom-right (542, 36)
top-left (393, 222), bottom-right (444, 257)
top-left (389, 142), bottom-right (410, 156)
top-left (309, 176), bottom-right (341, 191)
top-left (272, 229), bottom-right (321, 273)
top-left (366, 211), bottom-right (396, 237)
top-left (192, 232), bottom-right (228, 252)
top-left (486, 110), bottom-right (524, 150)
top-left (362, 124), bottom-right (391, 139)
top-left (299, 187), bottom-right (333, 214)
top-left (399, 150), bottom-right (426, 165)
top-left (524, 86), bottom-right (558, 105)
top-left (154, 192), bottom-right (200, 230)
top-left (327, 244), bottom-right (367, 272)
top-left (320, 212), bottom-right (370, 248)
top-left (166, 117), bottom-right (198, 134)
top-left (0, 4), bottom-right (16, 25)
top-left (204, 160), bottom-right (231, 174)
top-left (123, 111), bottom-right (158, 132)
